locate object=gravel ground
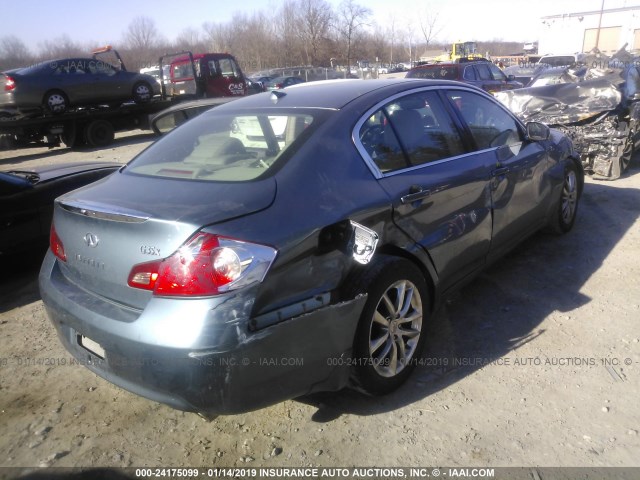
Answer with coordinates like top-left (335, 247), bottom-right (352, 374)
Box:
top-left (0, 131), bottom-right (639, 477)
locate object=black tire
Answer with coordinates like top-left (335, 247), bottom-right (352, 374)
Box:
top-left (132, 82), bottom-right (152, 103)
top-left (0, 133), bottom-right (16, 150)
top-left (345, 256), bottom-right (429, 396)
top-left (61, 122), bottom-right (78, 148)
top-left (548, 161), bottom-right (580, 234)
top-left (84, 119), bottom-right (115, 147)
top-left (43, 90), bottom-right (68, 114)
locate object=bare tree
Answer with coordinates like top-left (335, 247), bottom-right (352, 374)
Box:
top-left (202, 21), bottom-right (230, 52)
top-left (174, 27), bottom-right (206, 52)
top-left (275, 0), bottom-right (304, 67)
top-left (335, 0), bottom-right (371, 74)
top-left (401, 18), bottom-right (417, 66)
top-left (386, 16), bottom-right (398, 64)
top-left (417, 7), bottom-right (442, 49)
top-left (297, 0), bottom-right (333, 66)
top-left (0, 35), bottom-right (33, 70)
top-left (125, 17), bottom-right (160, 52)
top-left (37, 35), bottom-right (84, 60)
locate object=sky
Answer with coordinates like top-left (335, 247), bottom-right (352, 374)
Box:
top-left (1, 0), bottom-right (636, 53)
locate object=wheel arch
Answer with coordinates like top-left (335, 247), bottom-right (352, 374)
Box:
top-left (342, 242), bottom-right (439, 314)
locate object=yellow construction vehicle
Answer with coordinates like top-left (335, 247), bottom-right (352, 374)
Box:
top-left (435, 41), bottom-right (484, 63)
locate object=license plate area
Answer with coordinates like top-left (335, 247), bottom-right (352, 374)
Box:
top-left (78, 334), bottom-right (106, 359)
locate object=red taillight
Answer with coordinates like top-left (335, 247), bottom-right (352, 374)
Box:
top-left (128, 233), bottom-right (277, 297)
top-left (49, 223), bottom-right (66, 262)
top-left (4, 76), bottom-right (15, 91)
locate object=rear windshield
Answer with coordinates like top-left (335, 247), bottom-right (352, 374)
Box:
top-left (407, 66), bottom-right (458, 80)
top-left (125, 109), bottom-right (322, 182)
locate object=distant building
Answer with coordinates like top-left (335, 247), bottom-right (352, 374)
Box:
top-left (539, 5), bottom-right (640, 56)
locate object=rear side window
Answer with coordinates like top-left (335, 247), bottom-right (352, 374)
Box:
top-left (126, 110), bottom-right (319, 182)
top-left (462, 66), bottom-right (477, 80)
top-left (358, 91), bottom-right (466, 173)
top-left (474, 64), bottom-right (492, 80)
top-left (446, 90), bottom-right (523, 150)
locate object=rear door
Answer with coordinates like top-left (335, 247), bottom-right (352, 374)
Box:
top-left (86, 60), bottom-right (128, 101)
top-left (355, 89), bottom-right (494, 291)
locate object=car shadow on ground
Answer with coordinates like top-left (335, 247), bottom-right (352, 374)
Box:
top-left (300, 168), bottom-right (640, 422)
top-left (0, 132), bottom-right (155, 167)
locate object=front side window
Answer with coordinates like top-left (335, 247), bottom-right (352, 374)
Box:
top-left (219, 58), bottom-right (239, 77)
top-left (89, 62), bottom-right (117, 76)
top-left (126, 110), bottom-right (320, 182)
top-left (358, 90), bottom-right (466, 174)
top-left (488, 63), bottom-right (507, 81)
top-left (447, 90), bottom-right (522, 150)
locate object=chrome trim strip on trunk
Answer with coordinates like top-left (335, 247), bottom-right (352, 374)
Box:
top-left (58, 202), bottom-right (149, 223)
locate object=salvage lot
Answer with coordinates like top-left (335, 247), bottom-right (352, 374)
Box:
top-left (1, 131), bottom-right (639, 471)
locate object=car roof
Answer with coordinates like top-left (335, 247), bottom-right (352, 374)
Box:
top-left (171, 53), bottom-right (235, 64)
top-left (210, 78), bottom-right (472, 111)
top-left (412, 60), bottom-right (490, 69)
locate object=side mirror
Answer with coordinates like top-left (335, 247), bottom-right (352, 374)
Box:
top-left (526, 122), bottom-right (550, 141)
top-left (507, 74), bottom-right (516, 81)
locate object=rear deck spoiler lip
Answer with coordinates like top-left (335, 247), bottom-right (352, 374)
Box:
top-left (58, 200), bottom-right (149, 223)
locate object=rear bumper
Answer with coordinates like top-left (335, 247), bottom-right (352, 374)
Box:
top-left (39, 251), bottom-right (366, 416)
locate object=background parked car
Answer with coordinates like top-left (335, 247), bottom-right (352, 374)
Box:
top-left (503, 64), bottom-right (546, 86)
top-left (0, 59), bottom-right (160, 116)
top-left (264, 76), bottom-right (305, 90)
top-left (406, 61), bottom-right (523, 93)
top-left (248, 75), bottom-right (275, 91)
top-left (1, 162), bottom-right (119, 258)
top-left (40, 79), bottom-right (582, 418)
top-left (150, 97), bottom-right (239, 135)
top-left (537, 53), bottom-right (586, 67)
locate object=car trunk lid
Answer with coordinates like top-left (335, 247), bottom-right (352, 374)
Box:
top-left (52, 172), bottom-right (276, 310)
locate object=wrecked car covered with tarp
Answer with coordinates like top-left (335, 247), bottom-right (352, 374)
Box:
top-left (495, 60), bottom-right (640, 179)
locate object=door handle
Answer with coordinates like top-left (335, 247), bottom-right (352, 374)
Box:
top-left (401, 185), bottom-right (431, 204)
top-left (492, 166), bottom-right (510, 177)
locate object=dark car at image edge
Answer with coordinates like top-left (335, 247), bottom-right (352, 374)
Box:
top-left (1, 162), bottom-right (120, 258)
top-left (39, 78), bottom-right (583, 418)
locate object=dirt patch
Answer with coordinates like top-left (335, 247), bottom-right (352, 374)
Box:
top-left (1, 134), bottom-right (639, 474)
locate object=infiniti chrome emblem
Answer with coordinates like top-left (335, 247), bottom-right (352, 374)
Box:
top-left (83, 233), bottom-right (99, 248)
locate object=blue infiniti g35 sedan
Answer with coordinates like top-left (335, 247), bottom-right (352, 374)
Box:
top-left (39, 79), bottom-right (582, 417)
